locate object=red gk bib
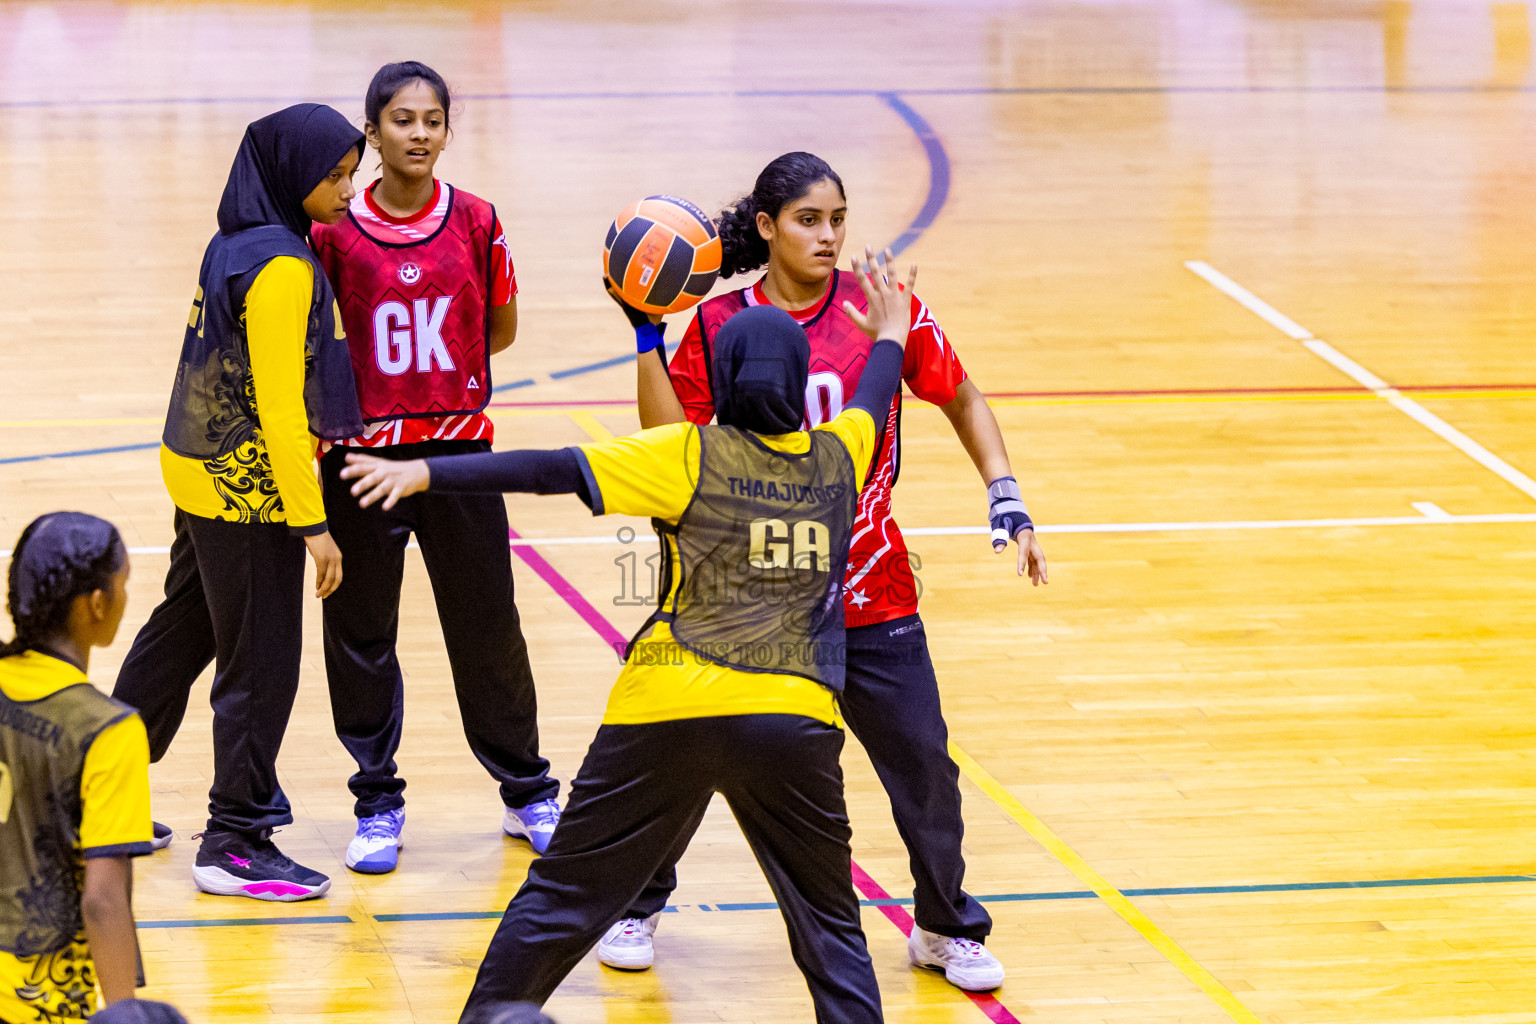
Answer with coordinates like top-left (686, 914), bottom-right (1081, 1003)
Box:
top-left (314, 188), bottom-right (496, 422)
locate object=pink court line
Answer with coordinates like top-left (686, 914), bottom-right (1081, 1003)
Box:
top-left (507, 526), bottom-right (628, 655)
top-left (850, 862), bottom-right (1021, 1024)
top-left (506, 525), bottom-right (1025, 1023)
top-left (489, 398), bottom-right (638, 409)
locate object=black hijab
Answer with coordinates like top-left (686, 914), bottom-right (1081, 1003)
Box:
top-left (161, 103), bottom-right (366, 455)
top-left (710, 305), bottom-right (810, 434)
top-left (217, 103), bottom-right (363, 239)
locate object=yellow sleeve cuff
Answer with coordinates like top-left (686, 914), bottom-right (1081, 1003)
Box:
top-left (79, 714), bottom-right (153, 856)
top-left (246, 256), bottom-right (327, 530)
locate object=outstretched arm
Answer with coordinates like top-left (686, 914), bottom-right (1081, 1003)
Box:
top-left (340, 448), bottom-right (592, 510)
top-left (939, 380), bottom-right (1047, 585)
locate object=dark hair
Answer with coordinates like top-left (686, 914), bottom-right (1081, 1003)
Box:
top-left (364, 61), bottom-right (452, 129)
top-left (717, 152), bottom-right (846, 279)
top-left (1, 512), bottom-right (125, 659)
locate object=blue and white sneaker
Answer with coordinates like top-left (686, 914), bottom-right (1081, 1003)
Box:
top-left (345, 808), bottom-right (405, 874)
top-left (501, 798), bottom-right (560, 854)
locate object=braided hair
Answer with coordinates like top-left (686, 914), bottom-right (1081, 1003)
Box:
top-left (717, 152), bottom-right (846, 279)
top-left (1, 512), bottom-right (126, 659)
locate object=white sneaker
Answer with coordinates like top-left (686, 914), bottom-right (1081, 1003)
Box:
top-left (908, 925), bottom-right (1005, 991)
top-left (502, 798), bottom-right (560, 854)
top-left (345, 808), bottom-right (405, 874)
top-left (597, 915), bottom-right (659, 970)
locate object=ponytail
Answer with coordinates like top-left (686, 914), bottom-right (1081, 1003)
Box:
top-left (717, 152), bottom-right (846, 279)
top-left (2, 513), bottom-right (125, 658)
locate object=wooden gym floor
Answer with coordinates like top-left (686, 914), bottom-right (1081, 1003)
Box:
top-left (2, 2), bottom-right (1535, 1022)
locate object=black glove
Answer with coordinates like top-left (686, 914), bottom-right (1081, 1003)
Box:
top-left (605, 278), bottom-right (666, 353)
top-left (605, 277), bottom-right (652, 327)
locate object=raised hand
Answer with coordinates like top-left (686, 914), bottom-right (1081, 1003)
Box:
top-left (604, 277), bottom-right (663, 327)
top-left (841, 245), bottom-right (917, 346)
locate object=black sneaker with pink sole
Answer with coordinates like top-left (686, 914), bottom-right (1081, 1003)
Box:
top-left (192, 829), bottom-right (330, 902)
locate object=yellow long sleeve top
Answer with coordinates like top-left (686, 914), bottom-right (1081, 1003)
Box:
top-left (160, 256), bottom-right (328, 533)
top-left (576, 410), bottom-right (878, 727)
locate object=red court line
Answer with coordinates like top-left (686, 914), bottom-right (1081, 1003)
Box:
top-left (983, 381), bottom-right (1536, 399)
top-left (489, 382), bottom-right (1536, 410)
top-left (507, 525), bottom-right (1024, 1022)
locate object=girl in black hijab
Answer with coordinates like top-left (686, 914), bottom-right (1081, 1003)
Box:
top-left (340, 257), bottom-right (914, 1023)
top-left (111, 104), bottom-right (364, 903)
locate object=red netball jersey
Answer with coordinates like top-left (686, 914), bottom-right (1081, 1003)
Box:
top-left (671, 270), bottom-right (968, 628)
top-left (312, 181), bottom-right (499, 435)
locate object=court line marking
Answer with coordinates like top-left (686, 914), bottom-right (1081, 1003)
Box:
top-left (5, 511), bottom-right (1534, 561)
top-left (6, 381), bottom-right (1534, 430)
top-left (878, 94), bottom-right (951, 257)
top-left (136, 872), bottom-right (1536, 929)
top-left (985, 389), bottom-right (1536, 409)
top-left (948, 743), bottom-right (1264, 1024)
top-left (138, 915), bottom-right (354, 929)
top-left (0, 441), bottom-right (161, 466)
top-left (14, 83), bottom-right (1536, 111)
top-left (1186, 260), bottom-right (1536, 504)
top-left (566, 411), bottom-right (615, 442)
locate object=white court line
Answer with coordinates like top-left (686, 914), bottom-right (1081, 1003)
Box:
top-left (4, 511), bottom-right (1533, 560)
top-left (1412, 501), bottom-right (1452, 521)
top-left (1186, 260), bottom-right (1536, 504)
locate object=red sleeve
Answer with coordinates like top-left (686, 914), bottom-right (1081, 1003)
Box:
top-left (490, 215), bottom-right (517, 306)
top-left (668, 312), bottom-right (715, 425)
top-left (901, 293), bottom-right (967, 406)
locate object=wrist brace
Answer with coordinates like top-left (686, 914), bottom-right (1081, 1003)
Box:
top-left (635, 321), bottom-right (667, 354)
top-left (987, 475), bottom-right (1033, 545)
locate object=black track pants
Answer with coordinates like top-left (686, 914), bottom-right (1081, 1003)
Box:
top-left (460, 714), bottom-right (883, 1024)
top-left (319, 440), bottom-right (556, 817)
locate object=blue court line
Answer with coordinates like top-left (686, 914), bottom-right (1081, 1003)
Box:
top-left (9, 84), bottom-right (1536, 110)
top-left (138, 914), bottom-right (353, 929)
top-left (128, 873), bottom-right (1536, 929)
top-left (374, 906), bottom-right (679, 923)
top-left (0, 441), bottom-right (160, 466)
top-left (3, 92), bottom-right (950, 467)
top-left (490, 376), bottom-right (537, 394)
top-left (398, 872), bottom-right (1536, 918)
top-left (549, 352), bottom-right (638, 380)
top-left (879, 94), bottom-right (951, 258)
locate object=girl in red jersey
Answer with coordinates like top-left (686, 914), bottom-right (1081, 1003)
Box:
top-left (309, 62), bottom-right (558, 875)
top-left (618, 152), bottom-right (1047, 991)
